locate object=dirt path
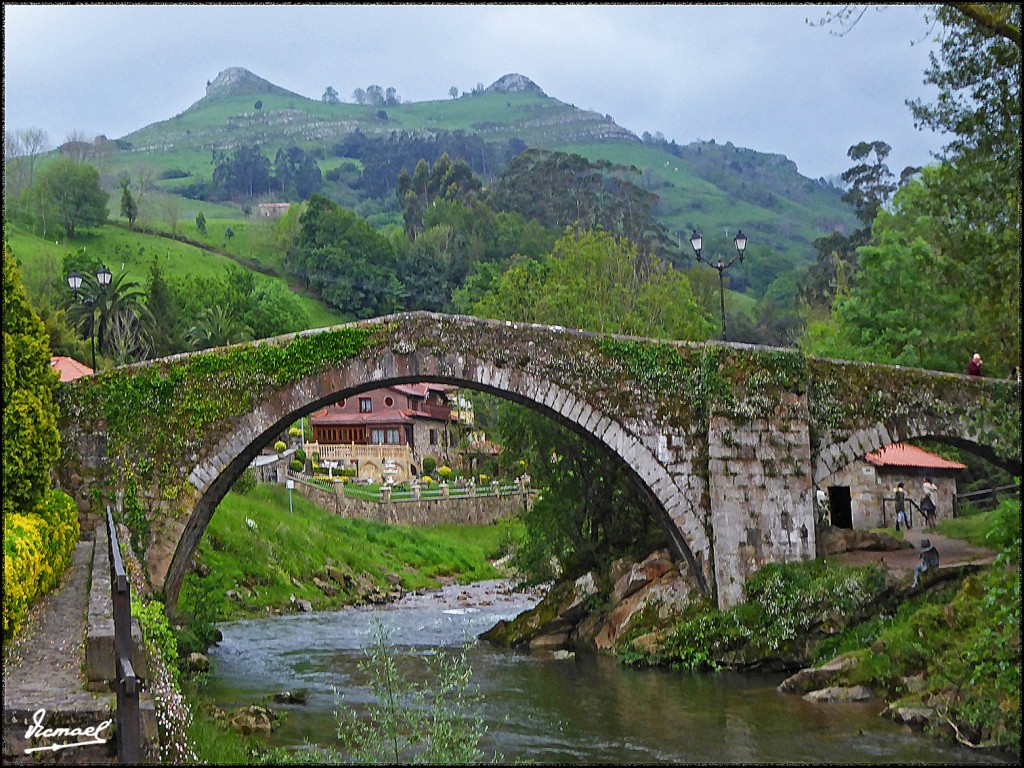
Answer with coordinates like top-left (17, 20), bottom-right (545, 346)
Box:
top-left (830, 526), bottom-right (998, 572)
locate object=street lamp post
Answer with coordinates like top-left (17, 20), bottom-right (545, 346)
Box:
top-left (690, 230), bottom-right (747, 341)
top-left (67, 265), bottom-right (112, 371)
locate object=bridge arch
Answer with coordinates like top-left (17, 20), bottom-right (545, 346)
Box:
top-left (157, 349), bottom-right (712, 613)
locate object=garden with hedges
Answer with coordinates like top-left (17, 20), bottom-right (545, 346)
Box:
top-left (2, 246), bottom-right (82, 640)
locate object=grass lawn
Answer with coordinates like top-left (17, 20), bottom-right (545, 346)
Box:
top-left (935, 508), bottom-right (1000, 549)
top-left (182, 484), bottom-right (524, 622)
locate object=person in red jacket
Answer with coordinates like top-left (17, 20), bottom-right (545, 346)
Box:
top-left (967, 353), bottom-right (983, 376)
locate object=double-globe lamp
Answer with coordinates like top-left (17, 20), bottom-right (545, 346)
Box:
top-left (690, 229), bottom-right (747, 341)
top-left (67, 265), bottom-right (112, 372)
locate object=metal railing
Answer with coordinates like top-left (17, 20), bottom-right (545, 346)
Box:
top-left (106, 507), bottom-right (141, 764)
top-left (954, 483), bottom-right (1021, 516)
top-left (881, 496), bottom-right (927, 529)
top-left (286, 471), bottom-right (530, 503)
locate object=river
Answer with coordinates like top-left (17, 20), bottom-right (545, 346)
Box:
top-left (204, 579), bottom-right (1008, 764)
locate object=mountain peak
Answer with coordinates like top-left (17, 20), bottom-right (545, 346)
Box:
top-left (486, 74), bottom-right (545, 96)
top-left (205, 67), bottom-right (294, 98)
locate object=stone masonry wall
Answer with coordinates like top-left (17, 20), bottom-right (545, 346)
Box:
top-left (708, 392), bottom-right (816, 609)
top-left (288, 478), bottom-right (528, 526)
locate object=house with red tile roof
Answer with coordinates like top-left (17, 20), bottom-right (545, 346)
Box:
top-left (51, 356), bottom-right (93, 382)
top-left (819, 442), bottom-right (965, 530)
top-left (308, 384), bottom-right (458, 483)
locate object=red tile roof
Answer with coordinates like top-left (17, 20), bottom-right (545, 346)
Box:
top-left (864, 443), bottom-right (966, 470)
top-left (51, 356), bottom-right (93, 381)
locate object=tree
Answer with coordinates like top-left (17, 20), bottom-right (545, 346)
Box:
top-left (63, 267), bottom-right (153, 358)
top-left (801, 162), bottom-right (1020, 375)
top-left (286, 194), bottom-right (402, 318)
top-left (322, 85), bottom-right (340, 104)
top-left (801, 140), bottom-right (912, 309)
top-left (253, 100), bottom-right (263, 111)
top-left (211, 145), bottom-right (273, 199)
top-left (185, 305), bottom-right (252, 350)
top-left (491, 148), bottom-right (672, 257)
top-left (34, 157), bottom-right (108, 238)
top-left (470, 229), bottom-right (714, 582)
top-left (146, 257), bottom-right (182, 356)
top-left (449, 86), bottom-right (459, 100)
top-left (195, 211), bottom-right (207, 235)
top-left (3, 245), bottom-right (61, 517)
top-left (120, 179), bottom-right (138, 228)
top-left (3, 127), bottom-right (49, 205)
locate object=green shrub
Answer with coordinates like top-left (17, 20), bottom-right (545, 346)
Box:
top-left (273, 440), bottom-right (287, 453)
top-left (437, 465), bottom-right (452, 479)
top-left (294, 448), bottom-right (307, 465)
top-left (3, 246), bottom-right (61, 517)
top-left (232, 468), bottom-right (257, 495)
top-left (423, 457), bottom-right (437, 475)
top-left (289, 459), bottom-right (303, 473)
top-left (3, 489), bottom-right (81, 639)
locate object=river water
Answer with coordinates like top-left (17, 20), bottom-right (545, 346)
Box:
top-left (205, 580), bottom-right (1008, 764)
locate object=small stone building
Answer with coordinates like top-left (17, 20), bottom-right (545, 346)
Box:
top-left (821, 443), bottom-right (966, 530)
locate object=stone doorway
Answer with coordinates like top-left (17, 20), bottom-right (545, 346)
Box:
top-left (828, 486), bottom-right (853, 529)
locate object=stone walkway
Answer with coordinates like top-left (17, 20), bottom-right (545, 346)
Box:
top-left (831, 525), bottom-right (998, 572)
top-left (2, 532), bottom-right (117, 763)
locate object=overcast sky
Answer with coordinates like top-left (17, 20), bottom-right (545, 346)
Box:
top-left (4, 4), bottom-right (946, 181)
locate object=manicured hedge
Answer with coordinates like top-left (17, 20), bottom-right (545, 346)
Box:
top-left (3, 489), bottom-right (81, 640)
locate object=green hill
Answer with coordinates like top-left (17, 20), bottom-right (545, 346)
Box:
top-left (97, 68), bottom-right (855, 298)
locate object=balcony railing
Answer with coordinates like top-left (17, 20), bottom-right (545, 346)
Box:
top-left (307, 441), bottom-right (411, 465)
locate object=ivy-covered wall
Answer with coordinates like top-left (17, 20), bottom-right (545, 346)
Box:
top-left (54, 312), bottom-right (1021, 610)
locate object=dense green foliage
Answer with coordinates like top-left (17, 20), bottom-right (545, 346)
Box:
top-left (30, 156), bottom-right (109, 238)
top-left (469, 229), bottom-right (714, 583)
top-left (2, 489), bottom-right (80, 639)
top-left (490, 148), bottom-right (672, 257)
top-left (2, 246), bottom-right (61, 517)
top-left (619, 560), bottom-right (888, 671)
top-left (288, 194), bottom-right (402, 317)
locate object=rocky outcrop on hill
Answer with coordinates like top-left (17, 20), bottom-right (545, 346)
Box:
top-left (480, 549), bottom-right (701, 653)
top-left (486, 73), bottom-right (546, 96)
top-left (205, 67), bottom-right (298, 98)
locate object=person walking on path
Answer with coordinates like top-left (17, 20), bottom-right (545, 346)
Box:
top-left (894, 482), bottom-right (910, 530)
top-left (967, 353), bottom-right (984, 376)
top-left (921, 477), bottom-right (938, 527)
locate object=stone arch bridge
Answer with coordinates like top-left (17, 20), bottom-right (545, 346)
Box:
top-left (55, 312), bottom-right (1020, 612)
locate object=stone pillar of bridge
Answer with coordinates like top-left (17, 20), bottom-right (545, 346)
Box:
top-left (707, 392), bottom-right (816, 609)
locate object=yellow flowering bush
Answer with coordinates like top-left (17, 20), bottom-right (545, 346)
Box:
top-left (2, 489), bottom-right (80, 640)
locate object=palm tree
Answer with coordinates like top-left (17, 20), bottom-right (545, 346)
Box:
top-left (64, 268), bottom-right (154, 358)
top-left (185, 305), bottom-right (252, 350)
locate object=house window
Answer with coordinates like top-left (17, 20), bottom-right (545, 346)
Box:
top-left (370, 429), bottom-right (385, 444)
top-left (429, 429), bottom-right (438, 446)
top-left (386, 428), bottom-right (400, 444)
top-left (384, 396), bottom-right (394, 407)
top-left (360, 397), bottom-right (373, 413)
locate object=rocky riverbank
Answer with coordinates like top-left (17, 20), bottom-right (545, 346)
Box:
top-left (479, 528), bottom-right (1018, 757)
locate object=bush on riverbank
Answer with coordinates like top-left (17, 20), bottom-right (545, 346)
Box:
top-left (617, 559), bottom-right (890, 671)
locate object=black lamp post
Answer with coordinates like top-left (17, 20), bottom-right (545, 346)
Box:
top-left (68, 265), bottom-right (112, 371)
top-left (690, 229), bottom-right (747, 341)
